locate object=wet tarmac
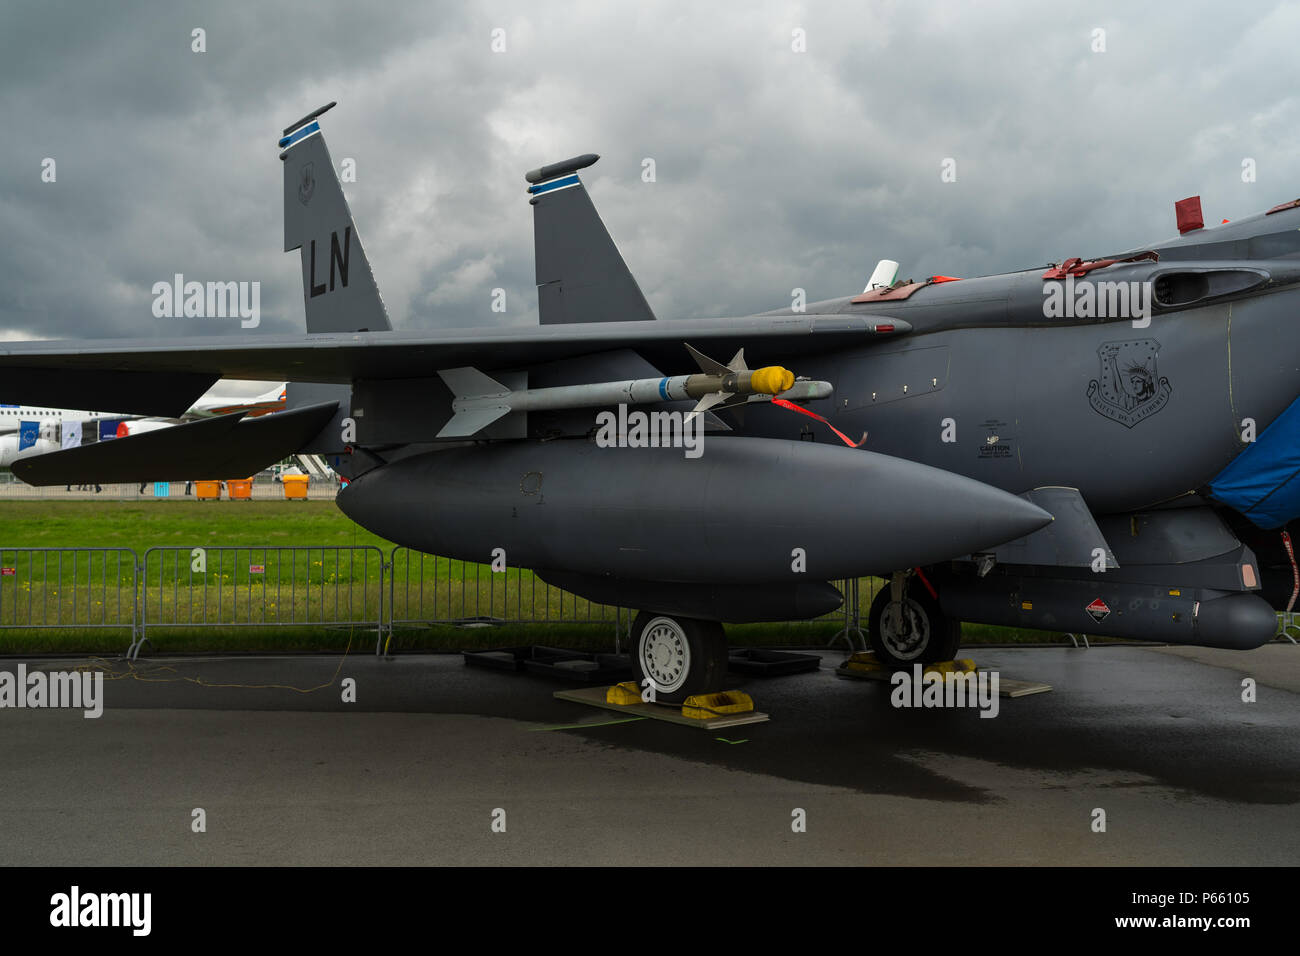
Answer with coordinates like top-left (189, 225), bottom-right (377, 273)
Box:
top-left (1, 645), bottom-right (1295, 865)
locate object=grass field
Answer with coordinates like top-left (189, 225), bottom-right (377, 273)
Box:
top-left (0, 499), bottom-right (1073, 654)
top-left (0, 500), bottom-right (388, 552)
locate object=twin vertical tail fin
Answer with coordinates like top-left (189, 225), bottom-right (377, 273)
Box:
top-left (279, 103), bottom-right (391, 333)
top-left (280, 112), bottom-right (649, 332)
top-left (527, 154), bottom-right (656, 325)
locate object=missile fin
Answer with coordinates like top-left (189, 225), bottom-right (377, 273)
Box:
top-left (687, 390), bottom-right (731, 421)
top-left (436, 406), bottom-right (513, 439)
top-left (436, 366), bottom-right (513, 437)
top-left (437, 366), bottom-right (510, 400)
top-left (685, 343), bottom-right (732, 377)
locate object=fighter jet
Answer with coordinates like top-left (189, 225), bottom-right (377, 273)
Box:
top-left (3, 102), bottom-right (1296, 701)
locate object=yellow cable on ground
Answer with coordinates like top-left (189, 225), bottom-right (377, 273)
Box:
top-left (73, 629), bottom-right (355, 694)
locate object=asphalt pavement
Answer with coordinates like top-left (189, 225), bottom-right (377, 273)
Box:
top-left (0, 644), bottom-right (1295, 865)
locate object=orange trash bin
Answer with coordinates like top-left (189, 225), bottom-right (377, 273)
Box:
top-left (282, 474), bottom-right (310, 500)
top-left (227, 478), bottom-right (254, 500)
top-left (195, 480), bottom-right (221, 500)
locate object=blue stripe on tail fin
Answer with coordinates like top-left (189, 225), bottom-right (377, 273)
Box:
top-left (526, 155), bottom-right (656, 325)
top-left (280, 104), bottom-right (391, 334)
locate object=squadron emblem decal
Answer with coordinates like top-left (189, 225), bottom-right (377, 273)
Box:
top-left (1086, 338), bottom-right (1172, 428)
top-left (297, 162), bottom-right (315, 205)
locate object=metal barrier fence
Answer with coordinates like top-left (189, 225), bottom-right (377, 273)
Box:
top-left (388, 548), bottom-right (624, 627)
top-left (0, 547), bottom-right (138, 632)
top-left (138, 546), bottom-right (387, 657)
top-left (0, 545), bottom-right (634, 658)
top-left (2, 545), bottom-right (1298, 655)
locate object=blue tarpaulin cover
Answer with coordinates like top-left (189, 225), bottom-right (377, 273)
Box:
top-left (1208, 394), bottom-right (1300, 529)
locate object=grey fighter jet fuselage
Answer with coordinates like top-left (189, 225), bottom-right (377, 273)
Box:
top-left (748, 243), bottom-right (1300, 517)
top-left (4, 104), bottom-right (1296, 700)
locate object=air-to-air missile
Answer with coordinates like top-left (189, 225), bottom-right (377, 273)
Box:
top-left (436, 345), bottom-right (831, 438)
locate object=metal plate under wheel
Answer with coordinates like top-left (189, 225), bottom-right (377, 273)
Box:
top-left (727, 648), bottom-right (821, 677)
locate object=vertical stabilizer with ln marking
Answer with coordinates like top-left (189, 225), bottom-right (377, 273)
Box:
top-left (527, 154), bottom-right (656, 325)
top-left (279, 103), bottom-right (391, 333)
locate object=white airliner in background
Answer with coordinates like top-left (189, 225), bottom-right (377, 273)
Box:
top-left (0, 381), bottom-right (286, 468)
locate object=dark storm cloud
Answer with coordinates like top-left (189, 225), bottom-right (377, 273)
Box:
top-left (3, 1), bottom-right (1299, 342)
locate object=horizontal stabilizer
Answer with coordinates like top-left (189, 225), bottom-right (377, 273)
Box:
top-left (13, 401), bottom-right (339, 486)
top-left (0, 368), bottom-right (217, 418)
top-left (284, 382), bottom-right (351, 454)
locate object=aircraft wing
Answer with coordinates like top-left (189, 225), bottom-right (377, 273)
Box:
top-left (2, 103), bottom-right (906, 478)
top-left (0, 315), bottom-right (907, 418)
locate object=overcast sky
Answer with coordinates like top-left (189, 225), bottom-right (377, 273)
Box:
top-left (3, 0), bottom-right (1299, 344)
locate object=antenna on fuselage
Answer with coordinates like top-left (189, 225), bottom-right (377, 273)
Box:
top-left (864, 259), bottom-right (900, 293)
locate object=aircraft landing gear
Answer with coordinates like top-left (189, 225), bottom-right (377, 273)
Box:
top-left (628, 611), bottom-right (728, 703)
top-left (867, 572), bottom-right (962, 669)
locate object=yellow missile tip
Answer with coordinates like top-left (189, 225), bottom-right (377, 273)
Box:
top-left (751, 366), bottom-right (796, 395)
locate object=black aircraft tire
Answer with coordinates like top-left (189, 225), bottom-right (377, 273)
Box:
top-left (867, 582), bottom-right (962, 669)
top-left (628, 611), bottom-right (728, 704)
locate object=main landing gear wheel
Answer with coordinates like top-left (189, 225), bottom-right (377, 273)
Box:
top-left (628, 611), bottom-right (728, 704)
top-left (867, 580), bottom-right (961, 669)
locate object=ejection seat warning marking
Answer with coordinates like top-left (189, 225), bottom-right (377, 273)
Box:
top-left (977, 419), bottom-right (1014, 460)
top-left (1085, 598), bottom-right (1110, 623)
